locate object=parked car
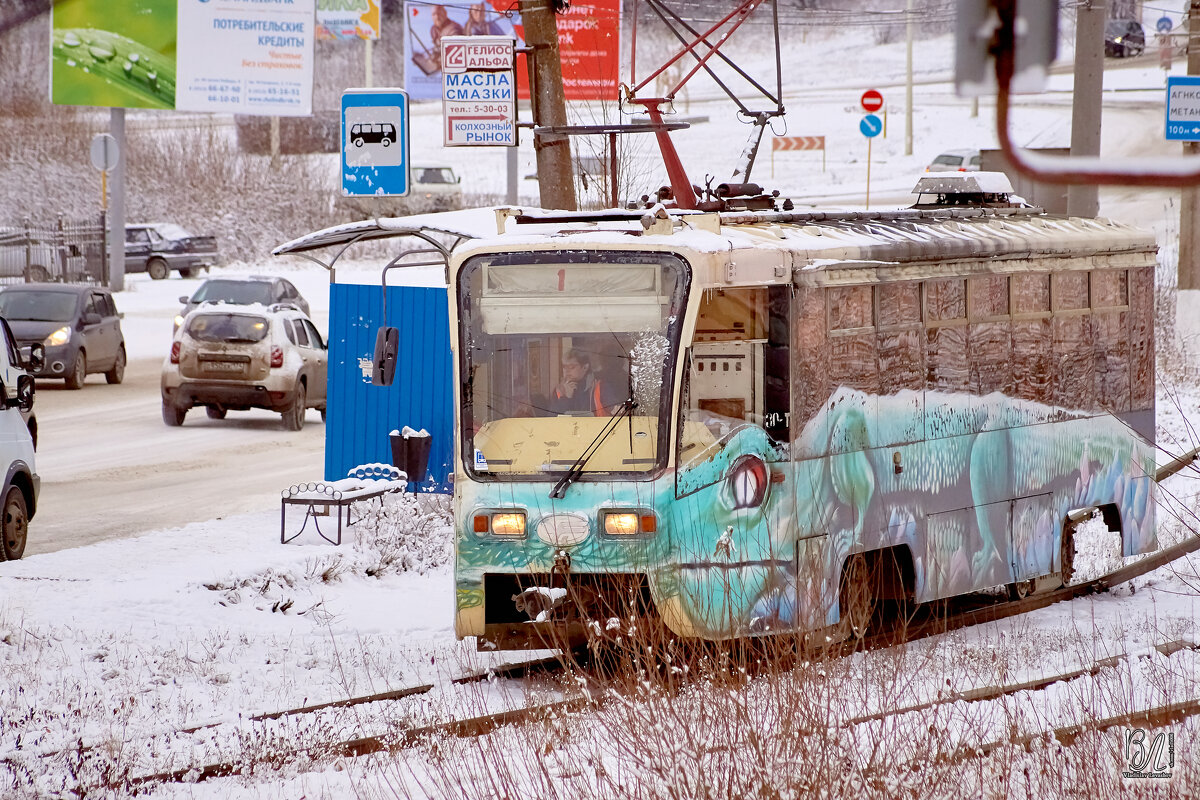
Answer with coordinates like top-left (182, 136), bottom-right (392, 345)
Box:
top-left (924, 149), bottom-right (981, 173)
top-left (411, 164), bottom-right (463, 211)
top-left (161, 304), bottom-right (327, 431)
top-left (0, 315), bottom-right (39, 560)
top-left (125, 223), bottom-right (219, 280)
top-left (0, 227), bottom-right (92, 283)
top-left (0, 284), bottom-right (125, 389)
top-left (1105, 19), bottom-right (1145, 57)
top-left (174, 275), bottom-right (310, 331)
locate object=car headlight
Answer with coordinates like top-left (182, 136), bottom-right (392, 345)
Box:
top-left (45, 326), bottom-right (70, 347)
top-left (173, 314), bottom-right (184, 329)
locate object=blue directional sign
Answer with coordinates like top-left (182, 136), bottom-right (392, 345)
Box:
top-left (1157, 16), bottom-right (1173, 34)
top-left (1166, 77), bottom-right (1200, 141)
top-left (860, 114), bottom-right (883, 138)
top-left (341, 89), bottom-right (410, 197)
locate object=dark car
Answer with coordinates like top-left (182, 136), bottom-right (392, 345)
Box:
top-left (125, 223), bottom-right (219, 280)
top-left (0, 284), bottom-right (125, 389)
top-left (174, 275), bottom-right (310, 331)
top-left (1105, 20), bottom-right (1145, 57)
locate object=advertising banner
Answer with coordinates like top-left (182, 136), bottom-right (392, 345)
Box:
top-left (403, 0), bottom-right (620, 102)
top-left (317, 0), bottom-right (381, 40)
top-left (51, 0), bottom-right (315, 116)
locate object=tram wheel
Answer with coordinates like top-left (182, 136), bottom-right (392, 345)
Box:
top-left (1007, 579), bottom-right (1035, 601)
top-left (839, 553), bottom-right (875, 640)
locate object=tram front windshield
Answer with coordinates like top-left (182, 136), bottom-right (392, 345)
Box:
top-left (457, 250), bottom-right (689, 481)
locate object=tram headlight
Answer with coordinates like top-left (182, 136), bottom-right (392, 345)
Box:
top-left (488, 512), bottom-right (526, 537)
top-left (602, 510), bottom-right (657, 536)
top-left (728, 455), bottom-right (769, 509)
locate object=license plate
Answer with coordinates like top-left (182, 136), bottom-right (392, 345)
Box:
top-left (201, 361), bottom-right (244, 373)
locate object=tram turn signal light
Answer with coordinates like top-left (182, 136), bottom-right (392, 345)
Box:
top-left (603, 512), bottom-right (657, 536)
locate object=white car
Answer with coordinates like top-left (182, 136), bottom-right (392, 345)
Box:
top-left (924, 149), bottom-right (981, 173)
top-left (411, 164), bottom-right (463, 210)
top-left (0, 316), bottom-right (40, 560)
top-left (161, 304), bottom-right (327, 431)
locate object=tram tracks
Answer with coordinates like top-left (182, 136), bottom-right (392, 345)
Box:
top-left (112, 449), bottom-right (1200, 788)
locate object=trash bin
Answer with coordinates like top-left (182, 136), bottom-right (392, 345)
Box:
top-left (389, 426), bottom-right (432, 485)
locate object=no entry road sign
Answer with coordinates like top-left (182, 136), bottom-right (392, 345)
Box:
top-left (861, 89), bottom-right (883, 113)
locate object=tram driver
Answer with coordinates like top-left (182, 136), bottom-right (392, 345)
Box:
top-left (546, 349), bottom-right (621, 416)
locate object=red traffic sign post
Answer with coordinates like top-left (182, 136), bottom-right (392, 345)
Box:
top-left (860, 89), bottom-right (883, 113)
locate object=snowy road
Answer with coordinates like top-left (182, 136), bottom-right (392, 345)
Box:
top-left (26, 355), bottom-right (325, 556)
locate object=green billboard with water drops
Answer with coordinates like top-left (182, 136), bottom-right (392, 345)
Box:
top-left (51, 0), bottom-right (178, 110)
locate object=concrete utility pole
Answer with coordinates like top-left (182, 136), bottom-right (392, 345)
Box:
top-left (1067, 0), bottom-right (1105, 218)
top-left (1180, 0), bottom-right (1200, 290)
top-left (108, 108), bottom-right (126, 292)
top-left (518, 0), bottom-right (577, 210)
top-left (904, 0), bottom-right (913, 156)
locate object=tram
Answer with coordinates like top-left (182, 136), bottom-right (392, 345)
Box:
top-left (277, 178), bottom-right (1159, 650)
top-left (444, 185), bottom-right (1157, 649)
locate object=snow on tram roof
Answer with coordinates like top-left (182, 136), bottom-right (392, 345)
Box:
top-left (273, 204), bottom-right (1157, 274)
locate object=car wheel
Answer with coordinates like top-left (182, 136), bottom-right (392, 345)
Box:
top-left (162, 401), bottom-right (187, 427)
top-left (28, 265), bottom-right (50, 283)
top-left (105, 346), bottom-right (126, 384)
top-left (282, 381), bottom-right (306, 431)
top-left (147, 258), bottom-right (169, 280)
top-left (179, 267), bottom-right (197, 278)
top-left (354, 137), bottom-right (364, 147)
top-left (64, 351), bottom-right (86, 390)
top-left (381, 137), bottom-right (391, 147)
top-left (206, 406), bottom-right (227, 420)
top-left (0, 486), bottom-right (28, 561)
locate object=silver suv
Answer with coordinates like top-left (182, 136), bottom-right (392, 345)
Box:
top-left (160, 304), bottom-right (327, 431)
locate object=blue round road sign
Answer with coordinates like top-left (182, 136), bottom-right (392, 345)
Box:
top-left (1158, 16), bottom-right (1172, 33)
top-left (860, 114), bottom-right (882, 138)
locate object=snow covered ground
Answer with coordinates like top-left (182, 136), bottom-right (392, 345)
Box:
top-left (5, 6), bottom-right (1200, 798)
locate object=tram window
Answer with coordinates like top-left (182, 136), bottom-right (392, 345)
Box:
top-left (1012, 274), bottom-right (1050, 314)
top-left (1093, 311), bottom-right (1131, 412)
top-left (969, 321), bottom-right (1012, 396)
top-left (792, 286), bottom-right (830, 434)
top-left (877, 282), bottom-right (921, 328)
top-left (1129, 267), bottom-right (1154, 411)
top-left (968, 275), bottom-right (1009, 318)
top-left (1052, 315), bottom-right (1096, 410)
top-left (1052, 271), bottom-right (1089, 311)
top-left (926, 279), bottom-right (966, 322)
top-left (680, 286), bottom-right (790, 469)
top-left (1012, 318), bottom-right (1053, 403)
top-left (1091, 270), bottom-right (1128, 308)
top-left (829, 333), bottom-right (879, 393)
top-left (926, 325), bottom-right (969, 393)
top-left (828, 285), bottom-right (873, 330)
top-left (878, 328), bottom-right (923, 393)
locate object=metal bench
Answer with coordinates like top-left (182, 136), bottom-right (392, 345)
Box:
top-left (281, 463), bottom-right (407, 545)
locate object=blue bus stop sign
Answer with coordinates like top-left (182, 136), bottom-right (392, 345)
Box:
top-left (341, 89), bottom-right (410, 197)
top-left (1158, 16), bottom-right (1173, 34)
top-left (860, 114), bottom-right (883, 138)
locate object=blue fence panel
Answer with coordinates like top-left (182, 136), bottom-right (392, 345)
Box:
top-left (325, 283), bottom-right (454, 492)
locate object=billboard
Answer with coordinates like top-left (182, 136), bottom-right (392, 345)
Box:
top-left (317, 0), bottom-right (381, 40)
top-left (403, 0), bottom-right (620, 102)
top-left (51, 0), bottom-right (315, 116)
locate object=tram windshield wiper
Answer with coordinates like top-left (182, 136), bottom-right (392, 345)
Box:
top-left (549, 398), bottom-right (636, 499)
